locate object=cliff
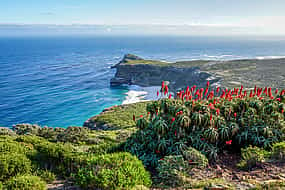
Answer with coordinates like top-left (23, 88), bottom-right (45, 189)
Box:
top-left (111, 54), bottom-right (221, 90)
top-left (111, 54), bottom-right (285, 90)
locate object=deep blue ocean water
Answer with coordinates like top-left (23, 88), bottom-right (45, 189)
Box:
top-left (1, 35), bottom-right (285, 127)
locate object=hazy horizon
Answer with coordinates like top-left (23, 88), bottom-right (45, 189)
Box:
top-left (1, 0), bottom-right (285, 36)
top-left (1, 24), bottom-right (285, 37)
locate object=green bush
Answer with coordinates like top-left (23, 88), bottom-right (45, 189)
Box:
top-left (124, 85), bottom-right (285, 167)
top-left (237, 146), bottom-right (269, 170)
top-left (32, 167), bottom-right (56, 183)
top-left (13, 124), bottom-right (41, 135)
top-left (156, 155), bottom-right (188, 186)
top-left (34, 141), bottom-right (74, 174)
top-left (73, 152), bottom-right (152, 190)
top-left (272, 141), bottom-right (285, 161)
top-left (86, 142), bottom-right (118, 155)
top-left (0, 127), bottom-right (16, 136)
top-left (0, 182), bottom-right (2, 190)
top-left (182, 147), bottom-right (208, 168)
top-left (5, 175), bottom-right (47, 190)
top-left (0, 153), bottom-right (31, 180)
top-left (57, 126), bottom-right (89, 144)
top-left (16, 135), bottom-right (47, 146)
top-left (0, 141), bottom-right (27, 154)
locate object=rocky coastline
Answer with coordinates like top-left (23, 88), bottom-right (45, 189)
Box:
top-left (110, 54), bottom-right (285, 91)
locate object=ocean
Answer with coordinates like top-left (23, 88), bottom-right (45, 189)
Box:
top-left (1, 35), bottom-right (285, 128)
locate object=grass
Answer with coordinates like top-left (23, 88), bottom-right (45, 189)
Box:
top-left (89, 101), bottom-right (151, 129)
top-left (124, 58), bottom-right (211, 68)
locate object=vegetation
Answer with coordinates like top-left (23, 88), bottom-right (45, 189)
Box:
top-left (0, 80), bottom-right (284, 189)
top-left (88, 101), bottom-right (149, 129)
top-left (73, 152), bottom-right (152, 189)
top-left (5, 175), bottom-right (47, 190)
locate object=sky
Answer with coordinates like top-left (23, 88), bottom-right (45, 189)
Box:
top-left (0, 0), bottom-right (285, 36)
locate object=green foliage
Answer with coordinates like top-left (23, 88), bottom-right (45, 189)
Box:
top-left (33, 168), bottom-right (56, 183)
top-left (0, 153), bottom-right (31, 181)
top-left (237, 146), bottom-right (269, 170)
top-left (73, 152), bottom-right (152, 190)
top-left (0, 127), bottom-right (16, 136)
top-left (33, 141), bottom-right (74, 174)
top-left (182, 147), bottom-right (208, 168)
top-left (125, 92), bottom-right (285, 168)
top-left (271, 141), bottom-right (285, 161)
top-left (57, 126), bottom-right (89, 144)
top-left (5, 175), bottom-right (47, 190)
top-left (89, 102), bottom-right (149, 129)
top-left (156, 155), bottom-right (189, 186)
top-left (13, 124), bottom-right (41, 135)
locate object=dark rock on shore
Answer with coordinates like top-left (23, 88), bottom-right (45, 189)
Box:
top-left (111, 54), bottom-right (221, 91)
top-left (110, 54), bottom-right (285, 91)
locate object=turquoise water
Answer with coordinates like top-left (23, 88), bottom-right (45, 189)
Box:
top-left (1, 35), bottom-right (285, 127)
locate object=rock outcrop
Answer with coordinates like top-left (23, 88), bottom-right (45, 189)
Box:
top-left (111, 54), bottom-right (220, 91)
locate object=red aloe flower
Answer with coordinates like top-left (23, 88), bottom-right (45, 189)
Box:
top-left (161, 81), bottom-right (165, 89)
top-left (169, 94), bottom-right (172, 99)
top-left (216, 109), bottom-right (220, 116)
top-left (234, 113), bottom-right (237, 117)
top-left (276, 98), bottom-right (281, 102)
top-left (175, 130), bottom-right (177, 136)
top-left (249, 90), bottom-right (253, 98)
top-left (164, 85), bottom-right (169, 95)
top-left (210, 113), bottom-right (213, 121)
top-left (133, 115), bottom-right (136, 121)
top-left (282, 109), bottom-right (284, 114)
top-left (207, 81), bottom-right (210, 87)
top-left (226, 140), bottom-right (232, 145)
top-left (216, 86), bottom-right (220, 94)
top-left (171, 117), bottom-right (175, 123)
top-left (140, 115), bottom-right (143, 118)
top-left (157, 91), bottom-right (159, 97)
top-left (275, 88), bottom-right (279, 94)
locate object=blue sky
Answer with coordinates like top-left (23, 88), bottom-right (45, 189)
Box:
top-left (1, 0), bottom-right (285, 35)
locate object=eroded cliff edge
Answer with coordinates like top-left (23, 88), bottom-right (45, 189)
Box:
top-left (110, 54), bottom-right (221, 91)
top-left (111, 54), bottom-right (285, 90)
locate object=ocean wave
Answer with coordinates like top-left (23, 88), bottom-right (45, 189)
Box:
top-left (122, 85), bottom-right (161, 104)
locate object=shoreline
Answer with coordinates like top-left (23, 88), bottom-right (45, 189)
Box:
top-left (122, 85), bottom-right (161, 105)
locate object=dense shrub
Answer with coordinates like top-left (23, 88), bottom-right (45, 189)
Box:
top-left (36, 169), bottom-right (56, 183)
top-left (237, 146), bottom-right (269, 170)
top-left (0, 153), bottom-right (31, 180)
top-left (5, 175), bottom-right (47, 190)
top-left (86, 142), bottom-right (118, 155)
top-left (16, 135), bottom-right (47, 145)
top-left (37, 127), bottom-right (64, 141)
top-left (0, 140), bottom-right (27, 154)
top-left (272, 141), bottom-right (285, 161)
top-left (125, 82), bottom-right (285, 167)
top-left (156, 155), bottom-right (188, 186)
top-left (73, 152), bottom-right (152, 190)
top-left (57, 126), bottom-right (89, 144)
top-left (33, 141), bottom-right (74, 174)
top-left (182, 147), bottom-right (208, 168)
top-left (0, 127), bottom-right (16, 136)
top-left (13, 124), bottom-right (41, 135)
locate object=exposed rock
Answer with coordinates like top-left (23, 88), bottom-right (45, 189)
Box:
top-left (111, 55), bottom-right (220, 91)
top-left (111, 54), bottom-right (285, 91)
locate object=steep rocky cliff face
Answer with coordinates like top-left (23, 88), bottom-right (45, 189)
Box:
top-left (111, 54), bottom-right (285, 90)
top-left (110, 54), bottom-right (220, 90)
